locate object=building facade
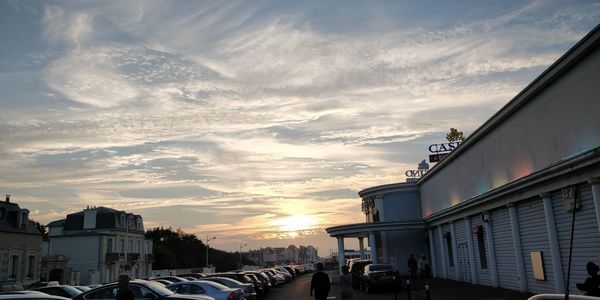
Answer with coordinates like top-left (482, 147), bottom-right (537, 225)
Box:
top-left (47, 206), bottom-right (153, 285)
top-left (0, 196), bottom-right (43, 287)
top-left (327, 24), bottom-right (600, 295)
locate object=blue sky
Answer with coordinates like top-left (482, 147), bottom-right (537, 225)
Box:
top-left (1, 0), bottom-right (599, 252)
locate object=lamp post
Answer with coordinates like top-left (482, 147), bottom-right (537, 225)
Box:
top-left (206, 235), bottom-right (216, 268)
top-left (239, 243), bottom-right (247, 269)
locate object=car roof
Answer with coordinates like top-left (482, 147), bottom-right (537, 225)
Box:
top-left (0, 294), bottom-right (71, 299)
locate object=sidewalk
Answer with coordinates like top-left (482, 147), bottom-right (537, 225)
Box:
top-left (327, 271), bottom-right (533, 300)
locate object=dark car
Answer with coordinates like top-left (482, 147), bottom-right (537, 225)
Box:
top-left (282, 267), bottom-right (296, 279)
top-left (179, 273), bottom-right (206, 279)
top-left (71, 279), bottom-right (214, 300)
top-left (34, 285), bottom-right (83, 298)
top-left (243, 272), bottom-right (271, 293)
top-left (0, 292), bottom-right (71, 300)
top-left (360, 263), bottom-right (400, 293)
top-left (0, 280), bottom-right (23, 292)
top-left (348, 259), bottom-right (372, 289)
top-left (153, 276), bottom-right (189, 283)
top-left (243, 273), bottom-right (264, 296)
top-left (205, 273), bottom-right (253, 286)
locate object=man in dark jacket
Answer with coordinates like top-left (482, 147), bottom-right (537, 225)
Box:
top-left (577, 262), bottom-right (600, 296)
top-left (310, 263), bottom-right (330, 300)
top-left (116, 274), bottom-right (134, 300)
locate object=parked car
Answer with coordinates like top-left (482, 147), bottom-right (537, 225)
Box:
top-left (206, 273), bottom-right (255, 287)
top-left (0, 292), bottom-right (70, 300)
top-left (71, 279), bottom-right (214, 300)
top-left (360, 263), bottom-right (400, 293)
top-left (0, 280), bottom-right (23, 292)
top-left (151, 279), bottom-right (175, 287)
top-left (198, 277), bottom-right (256, 300)
top-left (167, 281), bottom-right (243, 300)
top-left (282, 266), bottom-right (296, 279)
top-left (178, 273), bottom-right (206, 279)
top-left (73, 286), bottom-right (92, 292)
top-left (243, 272), bottom-right (271, 293)
top-left (27, 281), bottom-right (59, 290)
top-left (153, 276), bottom-right (189, 283)
top-left (243, 273), bottom-right (265, 296)
top-left (348, 259), bottom-right (372, 289)
top-left (34, 285), bottom-right (83, 298)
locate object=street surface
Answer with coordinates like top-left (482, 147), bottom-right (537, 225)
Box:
top-left (261, 270), bottom-right (532, 300)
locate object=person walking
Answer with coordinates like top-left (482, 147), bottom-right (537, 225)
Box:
top-left (339, 265), bottom-right (354, 300)
top-left (407, 254), bottom-right (417, 280)
top-left (310, 263), bottom-right (331, 300)
top-left (577, 261), bottom-right (600, 296)
top-left (116, 274), bottom-right (134, 300)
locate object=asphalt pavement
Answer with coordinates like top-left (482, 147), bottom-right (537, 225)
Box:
top-left (261, 270), bottom-right (534, 300)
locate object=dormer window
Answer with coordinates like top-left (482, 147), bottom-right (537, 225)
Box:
top-left (18, 209), bottom-right (29, 228)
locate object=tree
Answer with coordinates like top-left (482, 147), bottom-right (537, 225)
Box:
top-left (31, 220), bottom-right (49, 240)
top-left (446, 128), bottom-right (465, 142)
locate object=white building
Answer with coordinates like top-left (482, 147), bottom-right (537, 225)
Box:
top-left (327, 24), bottom-right (600, 295)
top-left (47, 206), bottom-right (153, 284)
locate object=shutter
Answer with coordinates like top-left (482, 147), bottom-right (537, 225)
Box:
top-left (471, 214), bottom-right (492, 286)
top-left (491, 207), bottom-right (519, 290)
top-left (553, 183), bottom-right (600, 295)
top-left (518, 198), bottom-right (555, 294)
top-left (442, 223), bottom-right (457, 280)
top-left (432, 226), bottom-right (443, 277)
top-left (454, 218), bottom-right (471, 282)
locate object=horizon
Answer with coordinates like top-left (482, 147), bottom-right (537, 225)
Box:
top-left (1, 0), bottom-right (599, 253)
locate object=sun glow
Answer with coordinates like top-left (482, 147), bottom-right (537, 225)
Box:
top-left (271, 215), bottom-right (319, 232)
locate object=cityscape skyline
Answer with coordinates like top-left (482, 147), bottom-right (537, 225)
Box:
top-left (1, 0), bottom-right (599, 252)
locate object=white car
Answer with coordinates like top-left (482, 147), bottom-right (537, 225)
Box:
top-left (528, 294), bottom-right (600, 300)
top-left (167, 281), bottom-right (244, 300)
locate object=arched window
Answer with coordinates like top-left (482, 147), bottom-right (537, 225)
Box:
top-left (107, 239), bottom-right (113, 252)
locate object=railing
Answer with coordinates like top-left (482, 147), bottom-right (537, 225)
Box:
top-left (127, 253), bottom-right (140, 262)
top-left (106, 252), bottom-right (120, 263)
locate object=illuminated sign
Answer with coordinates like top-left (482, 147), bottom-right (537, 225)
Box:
top-left (428, 141), bottom-right (461, 153)
top-left (405, 160), bottom-right (430, 179)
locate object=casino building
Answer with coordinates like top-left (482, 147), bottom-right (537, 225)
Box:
top-left (326, 24), bottom-right (600, 295)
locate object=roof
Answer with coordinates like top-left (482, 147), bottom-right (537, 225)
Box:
top-left (0, 200), bottom-right (42, 235)
top-left (58, 206), bottom-right (144, 232)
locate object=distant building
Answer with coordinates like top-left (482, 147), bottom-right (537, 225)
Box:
top-left (246, 245), bottom-right (319, 266)
top-left (0, 195), bottom-right (43, 287)
top-left (327, 24), bottom-right (600, 295)
top-left (47, 206), bottom-right (153, 285)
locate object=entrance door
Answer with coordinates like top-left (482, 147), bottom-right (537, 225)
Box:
top-left (457, 242), bottom-right (471, 282)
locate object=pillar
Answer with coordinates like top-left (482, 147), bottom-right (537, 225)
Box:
top-left (541, 193), bottom-right (565, 293)
top-left (369, 231), bottom-right (378, 263)
top-left (483, 211), bottom-right (499, 287)
top-left (358, 237), bottom-right (365, 259)
top-left (336, 236), bottom-right (345, 271)
top-left (464, 217), bottom-right (478, 284)
top-left (437, 226), bottom-right (447, 278)
top-left (589, 178), bottom-right (600, 235)
top-left (428, 228), bottom-right (437, 277)
top-left (508, 204), bottom-right (527, 292)
top-left (450, 221), bottom-right (460, 280)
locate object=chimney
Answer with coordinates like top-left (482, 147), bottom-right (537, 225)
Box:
top-left (5, 195), bottom-right (10, 203)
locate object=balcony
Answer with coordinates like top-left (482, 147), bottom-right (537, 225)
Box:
top-left (146, 253), bottom-right (155, 262)
top-left (106, 252), bottom-right (120, 263)
top-left (127, 253), bottom-right (140, 262)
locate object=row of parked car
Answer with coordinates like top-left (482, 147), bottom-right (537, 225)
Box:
top-left (346, 259), bottom-right (401, 294)
top-left (0, 264), bottom-right (315, 300)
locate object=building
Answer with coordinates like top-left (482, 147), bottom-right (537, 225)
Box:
top-left (246, 245), bottom-right (319, 266)
top-left (327, 24), bottom-right (600, 295)
top-left (0, 195), bottom-right (43, 287)
top-left (47, 206), bottom-right (153, 285)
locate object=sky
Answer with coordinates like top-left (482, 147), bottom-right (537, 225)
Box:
top-left (1, 0), bottom-right (599, 254)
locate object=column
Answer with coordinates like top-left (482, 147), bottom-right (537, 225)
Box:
top-left (450, 221), bottom-right (460, 280)
top-left (541, 193), bottom-right (565, 293)
top-left (336, 236), bottom-right (345, 272)
top-left (428, 228), bottom-right (437, 278)
top-left (358, 237), bottom-right (365, 259)
top-left (464, 217), bottom-right (478, 284)
top-left (508, 204), bottom-right (527, 292)
top-left (483, 211), bottom-right (499, 287)
top-left (589, 178), bottom-right (600, 235)
top-left (369, 231), bottom-right (378, 263)
top-left (437, 226), bottom-right (447, 278)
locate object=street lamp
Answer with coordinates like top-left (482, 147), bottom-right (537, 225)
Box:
top-left (239, 243), bottom-right (247, 268)
top-left (206, 235), bottom-right (216, 268)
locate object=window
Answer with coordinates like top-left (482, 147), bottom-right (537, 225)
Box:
top-left (107, 239), bottom-right (113, 252)
top-left (476, 226), bottom-right (488, 269)
top-left (121, 239), bottom-right (125, 253)
top-left (130, 285), bottom-right (155, 299)
top-left (9, 255), bottom-right (19, 279)
top-left (129, 240), bottom-right (133, 253)
top-left (137, 241), bottom-right (141, 254)
top-left (27, 255), bottom-right (35, 278)
top-left (445, 233), bottom-right (454, 267)
top-left (84, 286), bottom-right (118, 299)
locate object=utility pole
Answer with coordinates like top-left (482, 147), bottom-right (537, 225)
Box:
top-left (239, 243), bottom-right (247, 269)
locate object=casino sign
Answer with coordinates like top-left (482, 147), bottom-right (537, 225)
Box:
top-left (428, 141), bottom-right (461, 163)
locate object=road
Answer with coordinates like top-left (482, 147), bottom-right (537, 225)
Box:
top-left (261, 270), bottom-right (403, 300)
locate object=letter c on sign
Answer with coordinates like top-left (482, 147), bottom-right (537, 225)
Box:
top-left (428, 144), bottom-right (438, 153)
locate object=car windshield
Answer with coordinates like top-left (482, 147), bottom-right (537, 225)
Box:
top-left (62, 286), bottom-right (83, 296)
top-left (197, 281), bottom-right (230, 291)
top-left (144, 281), bottom-right (174, 296)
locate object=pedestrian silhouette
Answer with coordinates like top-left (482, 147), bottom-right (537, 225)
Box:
top-left (576, 261), bottom-right (600, 296)
top-left (339, 265), bottom-right (353, 300)
top-left (418, 254), bottom-right (430, 280)
top-left (116, 274), bottom-right (134, 300)
top-left (408, 254), bottom-right (417, 280)
top-left (310, 263), bottom-right (331, 300)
